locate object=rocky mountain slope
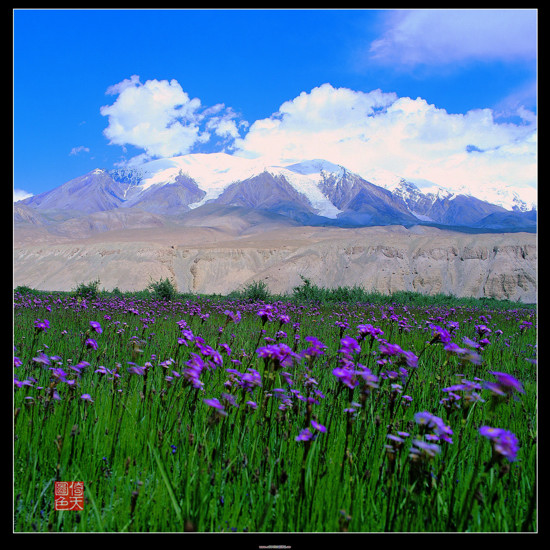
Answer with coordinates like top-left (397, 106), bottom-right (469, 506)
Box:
top-left (14, 153), bottom-right (537, 301)
top-left (13, 206), bottom-right (536, 302)
top-left (16, 153), bottom-right (536, 231)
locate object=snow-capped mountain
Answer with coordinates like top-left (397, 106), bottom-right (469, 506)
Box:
top-left (16, 152), bottom-right (536, 232)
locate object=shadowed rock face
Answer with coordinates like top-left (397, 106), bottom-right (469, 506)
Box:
top-left (122, 173), bottom-right (206, 215)
top-left (13, 209), bottom-right (537, 302)
top-left (213, 172), bottom-right (318, 221)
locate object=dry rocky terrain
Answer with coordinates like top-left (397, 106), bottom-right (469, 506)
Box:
top-left (13, 206), bottom-right (537, 303)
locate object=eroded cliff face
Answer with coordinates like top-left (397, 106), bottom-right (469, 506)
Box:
top-left (13, 225), bottom-right (537, 302)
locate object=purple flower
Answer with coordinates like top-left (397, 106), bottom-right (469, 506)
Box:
top-left (300, 336), bottom-right (327, 359)
top-left (378, 342), bottom-right (418, 370)
top-left (444, 342), bottom-right (466, 355)
top-left (182, 353), bottom-right (205, 389)
top-left (196, 343), bottom-right (223, 369)
top-left (339, 336), bottom-right (361, 357)
top-left (332, 365), bottom-right (359, 389)
top-left (445, 341), bottom-right (483, 365)
top-left (277, 314), bottom-right (291, 325)
top-left (295, 428), bottom-right (316, 442)
top-left (224, 310), bottom-right (242, 324)
top-left (462, 336), bottom-right (481, 350)
top-left (203, 397), bottom-right (227, 416)
top-left (50, 367), bottom-right (68, 381)
top-left (429, 324), bottom-right (452, 345)
top-left (32, 352), bottom-right (51, 367)
top-left (475, 324), bottom-right (492, 337)
top-left (355, 365), bottom-right (379, 390)
top-left (95, 365), bottom-right (112, 375)
top-left (14, 378), bottom-right (33, 388)
top-left (479, 426), bottom-right (519, 462)
top-left (218, 343), bottom-right (231, 356)
top-left (81, 393), bottom-right (94, 402)
top-left (487, 371), bottom-right (524, 395)
top-left (401, 395), bottom-right (413, 407)
top-left (519, 320), bottom-right (533, 332)
top-left (387, 434), bottom-right (405, 445)
top-left (256, 343), bottom-right (296, 369)
top-left (399, 350), bottom-right (418, 369)
top-left (240, 368), bottom-right (262, 391)
top-left (310, 420), bottom-right (327, 433)
top-left (127, 364), bottom-right (146, 375)
top-left (257, 304), bottom-right (276, 323)
top-left (69, 361), bottom-right (90, 377)
top-left (34, 319), bottom-right (50, 333)
top-left (447, 321), bottom-right (460, 333)
top-left (280, 371), bottom-right (293, 386)
top-left (357, 324), bottom-right (384, 341)
top-left (221, 392), bottom-right (239, 408)
top-left (85, 338), bottom-right (98, 350)
top-left (89, 321), bottom-right (102, 334)
top-left (379, 342), bottom-right (403, 357)
top-left (414, 411), bottom-right (453, 443)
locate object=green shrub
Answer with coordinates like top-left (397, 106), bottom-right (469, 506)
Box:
top-left (291, 275), bottom-right (321, 302)
top-left (237, 279), bottom-right (272, 302)
top-left (14, 285), bottom-right (37, 295)
top-left (72, 278), bottom-right (101, 299)
top-left (147, 277), bottom-right (178, 301)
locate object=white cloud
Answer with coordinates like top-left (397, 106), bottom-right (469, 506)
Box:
top-left (99, 77), bottom-right (536, 202)
top-left (100, 75), bottom-right (209, 159)
top-left (205, 105), bottom-right (241, 139)
top-left (69, 145), bottom-right (90, 156)
top-left (14, 189), bottom-right (33, 202)
top-left (233, 84), bottom-right (398, 165)
top-left (233, 83), bottom-right (537, 196)
top-left (368, 9), bottom-right (537, 67)
top-left (101, 76), bottom-right (248, 162)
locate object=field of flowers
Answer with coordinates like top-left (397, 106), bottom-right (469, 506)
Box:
top-left (13, 287), bottom-right (537, 533)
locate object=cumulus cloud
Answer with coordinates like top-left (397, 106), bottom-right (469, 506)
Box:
top-left (368, 9), bottom-right (537, 68)
top-left (205, 105), bottom-right (242, 140)
top-left (99, 76), bottom-right (536, 199)
top-left (101, 75), bottom-right (246, 161)
top-left (233, 84), bottom-right (398, 165)
top-left (233, 83), bottom-right (537, 194)
top-left (100, 75), bottom-right (208, 159)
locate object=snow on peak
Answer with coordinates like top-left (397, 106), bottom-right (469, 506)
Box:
top-left (266, 166), bottom-right (343, 218)
top-left (125, 153), bottom-right (264, 204)
top-left (469, 184), bottom-right (537, 211)
top-left (113, 152), bottom-right (536, 214)
top-left (125, 153), bottom-right (344, 217)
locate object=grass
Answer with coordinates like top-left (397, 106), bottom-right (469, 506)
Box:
top-left (13, 285), bottom-right (537, 533)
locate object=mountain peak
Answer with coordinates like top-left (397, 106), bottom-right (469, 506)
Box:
top-left (15, 152), bottom-right (536, 232)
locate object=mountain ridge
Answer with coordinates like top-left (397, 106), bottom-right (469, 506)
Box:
top-left (16, 152), bottom-right (536, 232)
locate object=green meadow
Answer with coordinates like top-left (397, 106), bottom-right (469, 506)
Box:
top-left (13, 283), bottom-right (537, 533)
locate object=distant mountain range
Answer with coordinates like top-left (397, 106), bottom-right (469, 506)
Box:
top-left (14, 153), bottom-right (536, 233)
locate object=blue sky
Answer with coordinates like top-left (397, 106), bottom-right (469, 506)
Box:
top-left (13, 9), bottom-right (537, 203)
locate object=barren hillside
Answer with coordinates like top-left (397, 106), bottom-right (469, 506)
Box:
top-left (13, 212), bottom-right (537, 302)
